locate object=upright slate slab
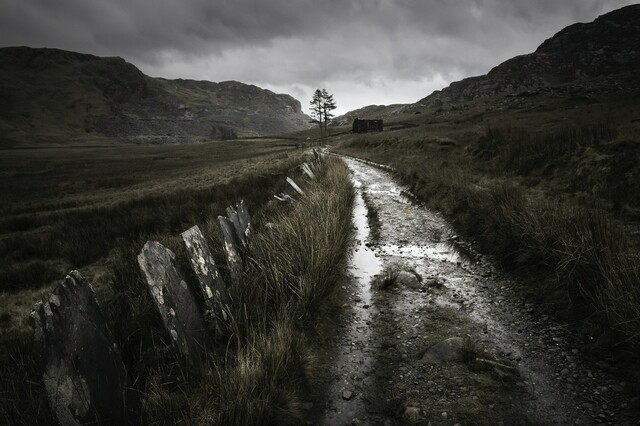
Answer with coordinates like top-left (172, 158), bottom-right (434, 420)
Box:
top-left (218, 216), bottom-right (244, 286)
top-left (286, 177), bottom-right (305, 196)
top-left (225, 200), bottom-right (252, 249)
top-left (225, 206), bottom-right (244, 247)
top-left (311, 149), bottom-right (323, 173)
top-left (301, 162), bottom-right (316, 179)
top-left (30, 271), bottom-right (139, 426)
top-left (137, 241), bottom-right (208, 364)
top-left (236, 199), bottom-right (252, 248)
top-left (181, 225), bottom-right (230, 334)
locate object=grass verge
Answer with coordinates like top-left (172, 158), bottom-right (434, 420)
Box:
top-left (1, 155), bottom-right (354, 424)
top-left (335, 126), bottom-right (640, 354)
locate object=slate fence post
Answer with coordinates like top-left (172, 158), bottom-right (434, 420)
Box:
top-left (30, 271), bottom-right (140, 426)
top-left (137, 240), bottom-right (209, 365)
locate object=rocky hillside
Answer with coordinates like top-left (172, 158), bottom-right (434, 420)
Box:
top-left (416, 4), bottom-right (640, 107)
top-left (331, 104), bottom-right (408, 126)
top-left (0, 47), bottom-right (312, 145)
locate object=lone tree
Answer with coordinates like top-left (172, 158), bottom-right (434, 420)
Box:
top-left (321, 89), bottom-right (337, 137)
top-left (310, 89), bottom-right (324, 136)
top-left (309, 88), bottom-right (337, 137)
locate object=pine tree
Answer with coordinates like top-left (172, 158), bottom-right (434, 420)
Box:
top-left (310, 89), bottom-right (324, 136)
top-left (321, 89), bottom-right (337, 137)
top-left (310, 88), bottom-right (338, 137)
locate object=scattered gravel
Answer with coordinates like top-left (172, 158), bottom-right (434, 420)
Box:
top-left (312, 157), bottom-right (640, 425)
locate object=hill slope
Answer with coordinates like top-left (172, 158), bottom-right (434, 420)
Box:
top-left (332, 4), bottom-right (640, 123)
top-left (0, 47), bottom-right (312, 146)
top-left (417, 4), bottom-right (640, 107)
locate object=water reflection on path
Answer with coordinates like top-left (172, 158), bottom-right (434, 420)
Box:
top-left (319, 176), bottom-right (382, 424)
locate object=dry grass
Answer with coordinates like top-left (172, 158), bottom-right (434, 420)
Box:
top-left (335, 120), bottom-right (640, 351)
top-left (122, 157), bottom-right (354, 425)
top-left (3, 140), bottom-right (358, 424)
top-left (2, 153), bottom-right (355, 424)
top-left (0, 139), bottom-right (302, 293)
top-left (246, 159), bottom-right (353, 317)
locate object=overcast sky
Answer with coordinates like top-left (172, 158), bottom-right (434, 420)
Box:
top-left (1, 0), bottom-right (635, 115)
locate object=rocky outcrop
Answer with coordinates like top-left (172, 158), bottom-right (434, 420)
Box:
top-left (0, 47), bottom-right (312, 145)
top-left (417, 4), bottom-right (640, 106)
top-left (332, 104), bottom-right (408, 126)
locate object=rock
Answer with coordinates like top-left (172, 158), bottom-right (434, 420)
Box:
top-left (301, 402), bottom-right (314, 410)
top-left (395, 270), bottom-right (421, 288)
top-left (421, 337), bottom-right (466, 364)
top-left (404, 405), bottom-right (422, 422)
top-left (425, 277), bottom-right (444, 288)
top-left (342, 390), bottom-right (353, 400)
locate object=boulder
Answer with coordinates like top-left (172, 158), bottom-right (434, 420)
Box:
top-left (421, 337), bottom-right (465, 364)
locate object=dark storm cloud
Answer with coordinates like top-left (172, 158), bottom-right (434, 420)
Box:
top-left (2, 0), bottom-right (351, 60)
top-left (0, 0), bottom-right (634, 113)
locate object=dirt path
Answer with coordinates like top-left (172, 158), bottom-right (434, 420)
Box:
top-left (311, 157), bottom-right (638, 425)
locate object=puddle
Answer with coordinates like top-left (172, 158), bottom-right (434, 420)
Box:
top-left (378, 243), bottom-right (460, 263)
top-left (319, 177), bottom-right (382, 425)
top-left (315, 156), bottom-right (610, 424)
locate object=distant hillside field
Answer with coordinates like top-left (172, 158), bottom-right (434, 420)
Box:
top-left (0, 47), bottom-right (313, 146)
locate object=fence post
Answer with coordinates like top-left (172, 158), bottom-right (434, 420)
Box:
top-left (30, 271), bottom-right (140, 426)
top-left (181, 225), bottom-right (230, 335)
top-left (236, 199), bottom-right (252, 247)
top-left (286, 177), bottom-right (305, 196)
top-left (225, 201), bottom-right (251, 250)
top-left (138, 241), bottom-right (208, 365)
top-left (301, 163), bottom-right (316, 179)
top-left (218, 216), bottom-right (244, 286)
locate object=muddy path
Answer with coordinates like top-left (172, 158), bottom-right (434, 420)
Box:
top-left (310, 157), bottom-right (638, 425)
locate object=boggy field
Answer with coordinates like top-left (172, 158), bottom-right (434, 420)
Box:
top-left (0, 139), bottom-right (302, 297)
top-left (1, 139), bottom-right (358, 424)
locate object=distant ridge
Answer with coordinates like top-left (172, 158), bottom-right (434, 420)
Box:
top-left (333, 4), bottom-right (640, 122)
top-left (0, 47), bottom-right (312, 146)
top-left (416, 4), bottom-right (640, 107)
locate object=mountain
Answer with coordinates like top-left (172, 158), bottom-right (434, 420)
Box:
top-left (331, 104), bottom-right (407, 126)
top-left (332, 4), bottom-right (640, 124)
top-left (0, 47), bottom-right (312, 146)
top-left (416, 4), bottom-right (640, 107)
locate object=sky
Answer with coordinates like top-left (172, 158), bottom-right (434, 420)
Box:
top-left (1, 0), bottom-right (635, 116)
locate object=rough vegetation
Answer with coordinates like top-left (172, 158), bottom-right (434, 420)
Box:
top-left (336, 117), bottom-right (640, 351)
top-left (324, 7), bottom-right (640, 361)
top-left (0, 140), bottom-right (354, 424)
top-left (3, 4), bottom-right (640, 424)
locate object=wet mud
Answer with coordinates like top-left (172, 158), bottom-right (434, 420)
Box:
top-left (311, 157), bottom-right (638, 425)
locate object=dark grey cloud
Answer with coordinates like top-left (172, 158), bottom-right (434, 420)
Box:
top-left (0, 0), bottom-right (634, 114)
